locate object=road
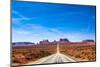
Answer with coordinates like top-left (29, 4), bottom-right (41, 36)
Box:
top-left (24, 43), bottom-right (76, 65)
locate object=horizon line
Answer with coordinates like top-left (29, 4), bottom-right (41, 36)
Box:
top-left (12, 38), bottom-right (95, 43)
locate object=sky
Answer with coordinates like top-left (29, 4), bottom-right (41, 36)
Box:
top-left (12, 0), bottom-right (96, 43)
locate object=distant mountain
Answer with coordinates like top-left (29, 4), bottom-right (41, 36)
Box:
top-left (59, 38), bottom-right (69, 42)
top-left (12, 42), bottom-right (35, 46)
top-left (59, 38), bottom-right (70, 43)
top-left (82, 40), bottom-right (95, 42)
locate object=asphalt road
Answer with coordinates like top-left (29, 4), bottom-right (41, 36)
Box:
top-left (39, 52), bottom-right (76, 64)
top-left (24, 43), bottom-right (76, 65)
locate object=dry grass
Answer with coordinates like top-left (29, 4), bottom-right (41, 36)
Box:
top-left (12, 42), bottom-right (96, 65)
top-left (60, 42), bottom-right (96, 61)
top-left (12, 44), bottom-right (57, 65)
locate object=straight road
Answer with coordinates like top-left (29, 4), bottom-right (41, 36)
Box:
top-left (24, 43), bottom-right (76, 65)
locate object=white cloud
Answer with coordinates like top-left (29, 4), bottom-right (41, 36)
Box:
top-left (12, 10), bottom-right (95, 43)
top-left (12, 10), bottom-right (29, 19)
top-left (12, 10), bottom-right (30, 25)
top-left (12, 23), bottom-right (95, 43)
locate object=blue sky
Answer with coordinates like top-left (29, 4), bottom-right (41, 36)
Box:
top-left (12, 0), bottom-right (96, 43)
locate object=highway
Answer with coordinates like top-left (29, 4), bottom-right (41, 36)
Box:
top-left (24, 43), bottom-right (76, 65)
